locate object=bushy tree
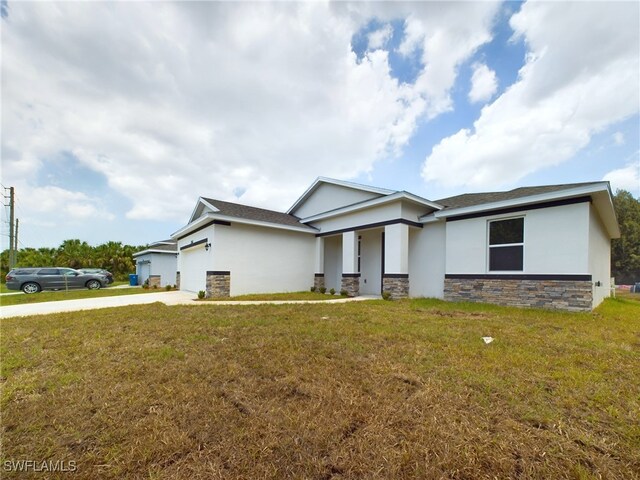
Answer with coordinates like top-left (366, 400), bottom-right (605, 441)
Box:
top-left (1, 240), bottom-right (148, 281)
top-left (612, 189), bottom-right (640, 284)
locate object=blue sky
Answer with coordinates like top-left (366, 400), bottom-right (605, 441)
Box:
top-left (1, 1), bottom-right (639, 249)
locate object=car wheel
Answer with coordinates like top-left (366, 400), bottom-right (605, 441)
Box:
top-left (86, 280), bottom-right (101, 290)
top-left (22, 282), bottom-right (41, 294)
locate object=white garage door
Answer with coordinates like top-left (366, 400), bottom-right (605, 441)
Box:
top-left (180, 245), bottom-right (208, 293)
top-left (139, 262), bottom-right (151, 285)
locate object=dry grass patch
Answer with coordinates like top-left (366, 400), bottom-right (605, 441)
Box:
top-left (1, 298), bottom-right (639, 479)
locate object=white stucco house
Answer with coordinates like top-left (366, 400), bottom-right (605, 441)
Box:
top-left (171, 178), bottom-right (620, 311)
top-left (132, 240), bottom-right (178, 287)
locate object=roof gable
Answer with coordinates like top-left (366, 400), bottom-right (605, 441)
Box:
top-left (188, 198), bottom-right (219, 223)
top-left (287, 177), bottom-right (395, 218)
top-left (201, 198), bottom-right (305, 228)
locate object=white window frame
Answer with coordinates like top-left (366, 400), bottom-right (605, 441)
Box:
top-left (487, 216), bottom-right (525, 272)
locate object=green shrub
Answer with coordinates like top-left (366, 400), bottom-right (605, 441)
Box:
top-left (340, 289), bottom-right (348, 296)
top-left (152, 284), bottom-right (158, 289)
top-left (329, 288), bottom-right (336, 295)
top-left (197, 290), bottom-right (205, 299)
top-left (319, 287), bottom-right (327, 294)
top-left (142, 284), bottom-right (149, 290)
top-left (310, 286), bottom-right (316, 292)
top-left (382, 291), bottom-right (392, 301)
top-left (165, 285), bottom-right (172, 291)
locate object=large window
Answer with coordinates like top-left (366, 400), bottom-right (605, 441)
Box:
top-left (489, 217), bottom-right (524, 271)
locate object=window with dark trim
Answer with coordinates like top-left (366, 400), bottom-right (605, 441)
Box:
top-left (357, 235), bottom-right (362, 273)
top-left (488, 217), bottom-right (524, 271)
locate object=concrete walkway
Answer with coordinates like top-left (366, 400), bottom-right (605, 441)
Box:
top-left (0, 291), bottom-right (379, 319)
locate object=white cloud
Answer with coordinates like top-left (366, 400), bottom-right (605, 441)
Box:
top-left (394, 2), bottom-right (500, 118)
top-left (604, 160), bottom-right (640, 195)
top-left (613, 132), bottom-right (625, 146)
top-left (21, 185), bottom-right (114, 221)
top-left (422, 1), bottom-right (640, 188)
top-left (468, 62), bottom-right (498, 103)
top-left (367, 24), bottom-right (393, 50)
top-left (2, 0), bottom-right (501, 233)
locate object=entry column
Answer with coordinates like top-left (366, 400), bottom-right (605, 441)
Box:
top-left (384, 223), bottom-right (409, 298)
top-left (341, 231), bottom-right (360, 296)
top-left (314, 237), bottom-right (325, 291)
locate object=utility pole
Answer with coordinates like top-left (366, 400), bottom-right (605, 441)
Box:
top-left (14, 218), bottom-right (19, 259)
top-left (8, 187), bottom-right (15, 269)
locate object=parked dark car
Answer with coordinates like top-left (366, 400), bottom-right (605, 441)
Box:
top-left (78, 268), bottom-right (114, 284)
top-left (5, 268), bottom-right (109, 294)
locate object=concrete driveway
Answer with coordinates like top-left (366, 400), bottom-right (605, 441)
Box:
top-left (0, 291), bottom-right (198, 319)
top-left (0, 291), bottom-right (379, 318)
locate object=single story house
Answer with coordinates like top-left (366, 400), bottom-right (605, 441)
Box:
top-left (170, 178), bottom-right (619, 311)
top-left (132, 240), bottom-right (178, 287)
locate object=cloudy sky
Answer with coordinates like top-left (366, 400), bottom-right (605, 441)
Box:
top-left (2, 0), bottom-right (639, 249)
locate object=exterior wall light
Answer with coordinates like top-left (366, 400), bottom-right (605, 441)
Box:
top-left (205, 242), bottom-right (212, 251)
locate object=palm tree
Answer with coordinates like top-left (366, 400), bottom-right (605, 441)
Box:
top-left (55, 239), bottom-right (93, 269)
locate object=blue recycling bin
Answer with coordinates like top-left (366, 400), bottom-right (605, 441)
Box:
top-left (129, 274), bottom-right (139, 286)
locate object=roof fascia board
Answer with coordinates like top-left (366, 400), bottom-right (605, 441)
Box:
top-left (172, 213), bottom-right (317, 238)
top-left (133, 249), bottom-right (177, 257)
top-left (425, 183), bottom-right (611, 221)
top-left (209, 213), bottom-right (318, 233)
top-left (421, 214), bottom-right (444, 224)
top-left (592, 187), bottom-right (621, 238)
top-left (171, 213), bottom-right (217, 239)
top-left (286, 177), bottom-right (396, 214)
top-left (300, 191), bottom-right (442, 223)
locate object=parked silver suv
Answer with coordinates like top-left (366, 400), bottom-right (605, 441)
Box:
top-left (5, 268), bottom-right (109, 294)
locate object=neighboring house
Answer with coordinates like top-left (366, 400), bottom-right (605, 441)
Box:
top-left (132, 240), bottom-right (178, 287)
top-left (171, 178), bottom-right (619, 311)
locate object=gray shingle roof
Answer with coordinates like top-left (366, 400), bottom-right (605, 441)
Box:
top-left (435, 182), bottom-right (603, 210)
top-left (133, 240), bottom-right (177, 256)
top-left (202, 198), bottom-right (305, 228)
top-left (147, 243), bottom-right (177, 252)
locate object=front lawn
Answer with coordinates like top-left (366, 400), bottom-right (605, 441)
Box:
top-left (0, 286), bottom-right (160, 306)
top-left (1, 298), bottom-right (638, 479)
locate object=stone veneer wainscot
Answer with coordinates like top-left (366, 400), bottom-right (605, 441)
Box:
top-left (383, 274), bottom-right (409, 299)
top-left (148, 275), bottom-right (161, 289)
top-left (444, 275), bottom-right (593, 312)
top-left (206, 271), bottom-right (231, 298)
top-left (341, 274), bottom-right (360, 297)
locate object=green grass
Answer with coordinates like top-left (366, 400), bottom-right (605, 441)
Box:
top-left (1, 298), bottom-right (639, 479)
top-left (0, 286), bottom-right (159, 306)
top-left (615, 289), bottom-right (640, 303)
top-left (202, 291), bottom-right (345, 301)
